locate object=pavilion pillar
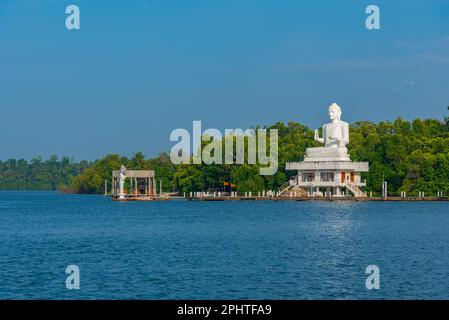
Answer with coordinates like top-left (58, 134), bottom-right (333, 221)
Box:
top-left (153, 177), bottom-right (156, 194)
top-left (150, 177), bottom-right (153, 195)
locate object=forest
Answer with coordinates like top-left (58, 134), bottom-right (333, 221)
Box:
top-left (1, 110), bottom-right (449, 195)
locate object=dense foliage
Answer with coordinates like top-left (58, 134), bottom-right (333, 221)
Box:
top-left (0, 156), bottom-right (89, 191)
top-left (1, 113), bottom-right (449, 195)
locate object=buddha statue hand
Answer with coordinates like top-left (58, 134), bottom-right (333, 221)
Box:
top-left (314, 129), bottom-right (324, 144)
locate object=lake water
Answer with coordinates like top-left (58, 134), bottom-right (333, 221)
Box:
top-left (0, 191), bottom-right (449, 299)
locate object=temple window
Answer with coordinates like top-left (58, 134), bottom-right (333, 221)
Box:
top-left (320, 172), bottom-right (335, 182)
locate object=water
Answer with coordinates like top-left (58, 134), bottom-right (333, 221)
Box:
top-left (0, 191), bottom-right (448, 299)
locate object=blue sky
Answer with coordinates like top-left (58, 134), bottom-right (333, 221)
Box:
top-left (0, 0), bottom-right (448, 160)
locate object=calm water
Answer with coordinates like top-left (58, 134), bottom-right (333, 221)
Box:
top-left (0, 191), bottom-right (449, 299)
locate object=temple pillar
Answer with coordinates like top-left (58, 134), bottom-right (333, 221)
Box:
top-left (335, 186), bottom-right (341, 196)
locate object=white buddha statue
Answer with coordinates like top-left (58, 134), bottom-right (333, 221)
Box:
top-left (119, 165), bottom-right (127, 199)
top-left (304, 103), bottom-right (351, 161)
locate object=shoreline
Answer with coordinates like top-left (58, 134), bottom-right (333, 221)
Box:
top-left (186, 197), bottom-right (449, 202)
top-left (110, 195), bottom-right (449, 202)
top-left (185, 196), bottom-right (449, 202)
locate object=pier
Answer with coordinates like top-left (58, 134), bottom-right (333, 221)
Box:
top-left (111, 195), bottom-right (169, 201)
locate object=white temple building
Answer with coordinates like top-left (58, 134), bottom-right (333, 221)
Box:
top-left (284, 103), bottom-right (369, 197)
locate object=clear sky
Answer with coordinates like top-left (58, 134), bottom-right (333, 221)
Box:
top-left (1, 0), bottom-right (448, 161)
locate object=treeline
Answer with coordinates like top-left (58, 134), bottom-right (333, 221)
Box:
top-left (1, 113), bottom-right (449, 194)
top-left (0, 156), bottom-right (89, 191)
top-left (349, 117), bottom-right (449, 193)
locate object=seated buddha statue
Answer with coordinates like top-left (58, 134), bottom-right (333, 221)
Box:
top-left (304, 103), bottom-right (351, 162)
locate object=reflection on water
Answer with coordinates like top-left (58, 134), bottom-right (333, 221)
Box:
top-left (0, 192), bottom-right (449, 299)
top-left (308, 201), bottom-right (361, 235)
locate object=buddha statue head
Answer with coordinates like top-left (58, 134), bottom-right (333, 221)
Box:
top-left (328, 103), bottom-right (342, 121)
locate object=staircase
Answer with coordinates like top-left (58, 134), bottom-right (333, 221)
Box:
top-left (345, 182), bottom-right (366, 197)
top-left (278, 178), bottom-right (308, 197)
top-left (278, 180), bottom-right (294, 195)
